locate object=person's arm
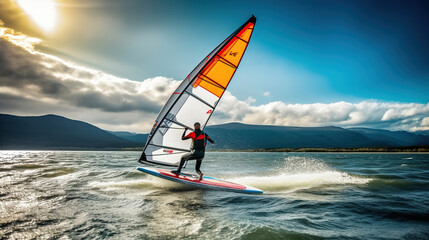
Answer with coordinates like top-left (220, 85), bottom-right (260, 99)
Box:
top-left (182, 127), bottom-right (193, 140)
top-left (206, 134), bottom-right (215, 145)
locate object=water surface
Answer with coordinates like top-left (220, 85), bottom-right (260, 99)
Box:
top-left (1, 151), bottom-right (428, 239)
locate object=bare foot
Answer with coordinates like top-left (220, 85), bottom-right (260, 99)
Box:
top-left (198, 174), bottom-right (203, 181)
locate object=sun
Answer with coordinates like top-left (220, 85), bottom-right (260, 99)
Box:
top-left (16, 0), bottom-right (57, 33)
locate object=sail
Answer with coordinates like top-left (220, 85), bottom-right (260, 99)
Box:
top-left (139, 16), bottom-right (256, 167)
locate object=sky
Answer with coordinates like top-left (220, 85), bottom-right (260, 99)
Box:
top-left (0, 0), bottom-right (428, 133)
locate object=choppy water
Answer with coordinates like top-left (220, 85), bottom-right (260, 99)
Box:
top-left (1, 151), bottom-right (428, 239)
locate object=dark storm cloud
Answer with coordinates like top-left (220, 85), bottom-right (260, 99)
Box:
top-left (0, 92), bottom-right (70, 114)
top-left (69, 91), bottom-right (160, 113)
top-left (0, 34), bottom-right (176, 114)
top-left (0, 92), bottom-right (32, 109)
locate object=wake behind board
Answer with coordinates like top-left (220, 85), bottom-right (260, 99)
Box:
top-left (137, 167), bottom-right (263, 194)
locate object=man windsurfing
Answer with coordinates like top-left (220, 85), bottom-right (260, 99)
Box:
top-left (172, 122), bottom-right (215, 180)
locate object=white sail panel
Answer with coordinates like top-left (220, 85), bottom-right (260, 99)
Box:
top-left (144, 145), bottom-right (187, 166)
top-left (174, 94), bottom-right (213, 128)
top-left (150, 122), bottom-right (192, 150)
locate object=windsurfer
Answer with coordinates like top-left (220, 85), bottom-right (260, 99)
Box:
top-left (172, 122), bottom-right (215, 180)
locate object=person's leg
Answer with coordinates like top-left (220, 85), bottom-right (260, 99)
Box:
top-left (174, 152), bottom-right (193, 174)
top-left (175, 157), bottom-right (186, 174)
top-left (195, 158), bottom-right (203, 180)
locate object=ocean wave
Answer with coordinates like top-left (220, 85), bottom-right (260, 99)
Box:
top-left (366, 178), bottom-right (427, 190)
top-left (12, 164), bottom-right (46, 170)
top-left (41, 167), bottom-right (76, 178)
top-left (238, 226), bottom-right (323, 240)
top-left (231, 156), bottom-right (371, 192)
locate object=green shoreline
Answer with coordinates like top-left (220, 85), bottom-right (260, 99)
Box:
top-left (122, 146), bottom-right (429, 153)
top-left (1, 146), bottom-right (428, 152)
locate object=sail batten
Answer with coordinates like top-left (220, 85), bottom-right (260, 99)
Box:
top-left (148, 143), bottom-right (190, 153)
top-left (216, 55), bottom-right (238, 68)
top-left (199, 77), bottom-right (227, 90)
top-left (139, 16), bottom-right (256, 167)
top-left (235, 36), bottom-right (249, 43)
top-left (164, 118), bottom-right (192, 129)
top-left (185, 90), bottom-right (216, 109)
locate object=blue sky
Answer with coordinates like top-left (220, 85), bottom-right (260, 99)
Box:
top-left (0, 0), bottom-right (428, 132)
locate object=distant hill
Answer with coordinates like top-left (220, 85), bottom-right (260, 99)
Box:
top-left (203, 123), bottom-right (419, 149)
top-left (109, 131), bottom-right (148, 143)
top-left (348, 128), bottom-right (429, 147)
top-left (415, 130), bottom-right (429, 137)
top-left (1, 114), bottom-right (428, 150)
top-left (0, 114), bottom-right (140, 149)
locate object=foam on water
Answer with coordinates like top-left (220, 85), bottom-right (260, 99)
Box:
top-left (88, 179), bottom-right (156, 189)
top-left (231, 156), bottom-right (371, 192)
top-left (87, 175), bottom-right (189, 192)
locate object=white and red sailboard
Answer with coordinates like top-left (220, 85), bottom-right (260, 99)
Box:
top-left (137, 16), bottom-right (262, 194)
top-left (137, 167), bottom-right (263, 194)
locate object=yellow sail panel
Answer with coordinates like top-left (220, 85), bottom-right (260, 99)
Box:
top-left (237, 22), bottom-right (254, 42)
top-left (202, 56), bottom-right (236, 87)
top-left (196, 74), bottom-right (225, 97)
top-left (193, 22), bottom-right (255, 98)
top-left (218, 37), bottom-right (247, 66)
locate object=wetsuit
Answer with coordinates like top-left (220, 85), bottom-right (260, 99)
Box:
top-left (176, 129), bottom-right (215, 174)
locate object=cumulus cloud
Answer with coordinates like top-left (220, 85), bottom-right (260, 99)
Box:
top-left (411, 117), bottom-right (429, 131)
top-left (263, 91), bottom-right (270, 97)
top-left (245, 96), bottom-right (256, 104)
top-left (1, 22), bottom-right (428, 133)
top-left (213, 94), bottom-right (429, 131)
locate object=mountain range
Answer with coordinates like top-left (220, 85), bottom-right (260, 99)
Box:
top-left (203, 123), bottom-right (429, 149)
top-left (0, 113), bottom-right (428, 150)
top-left (0, 114), bottom-right (139, 149)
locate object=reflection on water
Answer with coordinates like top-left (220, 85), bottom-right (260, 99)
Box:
top-left (1, 151), bottom-right (428, 239)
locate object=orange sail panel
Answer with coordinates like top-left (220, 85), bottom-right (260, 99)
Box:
top-left (193, 22), bottom-right (255, 98)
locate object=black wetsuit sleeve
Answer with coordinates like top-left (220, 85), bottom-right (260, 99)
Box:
top-left (182, 130), bottom-right (192, 140)
top-left (206, 134), bottom-right (215, 144)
